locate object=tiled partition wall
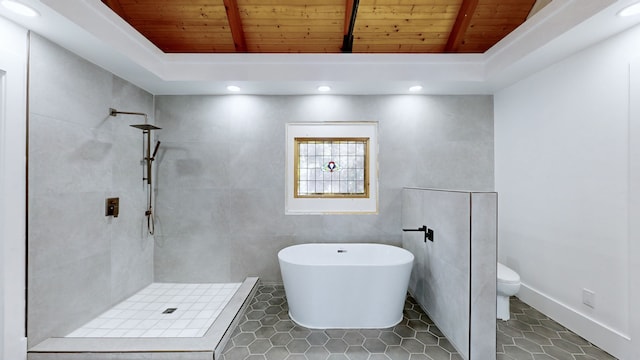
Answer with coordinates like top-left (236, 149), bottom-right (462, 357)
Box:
top-left (27, 35), bottom-right (154, 346)
top-left (153, 95), bottom-right (495, 283)
top-left (402, 188), bottom-right (497, 360)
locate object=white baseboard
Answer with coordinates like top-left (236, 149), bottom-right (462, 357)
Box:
top-left (518, 283), bottom-right (630, 359)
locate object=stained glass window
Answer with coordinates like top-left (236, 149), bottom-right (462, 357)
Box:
top-left (294, 138), bottom-right (369, 198)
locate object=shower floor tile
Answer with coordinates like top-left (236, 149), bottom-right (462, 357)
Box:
top-left (66, 282), bottom-right (241, 338)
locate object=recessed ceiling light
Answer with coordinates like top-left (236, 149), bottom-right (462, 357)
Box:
top-left (1, 0), bottom-right (39, 17)
top-left (317, 85), bottom-right (331, 92)
top-left (409, 85), bottom-right (423, 92)
top-left (618, 2), bottom-right (640, 16)
top-left (226, 85), bottom-right (241, 92)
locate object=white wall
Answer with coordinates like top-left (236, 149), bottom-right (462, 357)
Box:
top-left (628, 57), bottom-right (640, 360)
top-left (495, 23), bottom-right (640, 359)
top-left (0, 16), bottom-right (28, 360)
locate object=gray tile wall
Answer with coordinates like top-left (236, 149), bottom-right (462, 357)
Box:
top-left (402, 188), bottom-right (471, 356)
top-left (153, 95), bottom-right (494, 283)
top-left (470, 192), bottom-right (497, 360)
top-left (401, 188), bottom-right (497, 360)
top-left (27, 35), bottom-right (154, 346)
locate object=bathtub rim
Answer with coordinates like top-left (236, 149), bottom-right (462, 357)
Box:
top-left (278, 242), bottom-right (414, 267)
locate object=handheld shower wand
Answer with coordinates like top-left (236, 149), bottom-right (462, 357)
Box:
top-left (152, 140), bottom-right (161, 160)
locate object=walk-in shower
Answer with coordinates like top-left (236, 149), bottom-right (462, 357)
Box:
top-left (109, 108), bottom-right (161, 235)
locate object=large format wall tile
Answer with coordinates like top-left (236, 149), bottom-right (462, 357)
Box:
top-left (27, 35), bottom-right (154, 346)
top-left (402, 188), bottom-right (497, 360)
top-left (29, 35), bottom-right (113, 127)
top-left (470, 192), bottom-right (497, 360)
top-left (28, 254), bottom-right (111, 345)
top-left (154, 95), bottom-right (494, 283)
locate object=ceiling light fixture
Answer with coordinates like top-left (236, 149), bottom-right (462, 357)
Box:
top-left (409, 85), bottom-right (423, 92)
top-left (226, 85), bottom-right (241, 92)
top-left (618, 2), bottom-right (640, 16)
top-left (317, 85), bottom-right (331, 92)
top-left (1, 0), bottom-right (39, 17)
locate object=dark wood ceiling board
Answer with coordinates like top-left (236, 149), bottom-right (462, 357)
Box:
top-left (355, 23), bottom-right (453, 33)
top-left (248, 44), bottom-right (343, 53)
top-left (456, 0), bottom-right (535, 52)
top-left (245, 32), bottom-right (344, 40)
top-left (353, 43), bottom-right (444, 52)
top-left (354, 0), bottom-right (460, 53)
top-left (238, 5), bottom-right (344, 18)
top-left (111, 5), bottom-right (229, 20)
top-left (103, 0), bottom-right (127, 19)
top-left (105, 0), bottom-right (235, 53)
top-left (357, 4), bottom-right (461, 17)
top-left (237, 0), bottom-right (344, 53)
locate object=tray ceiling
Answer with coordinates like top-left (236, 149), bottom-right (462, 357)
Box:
top-left (101, 0), bottom-right (539, 53)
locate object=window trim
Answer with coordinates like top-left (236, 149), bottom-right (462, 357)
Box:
top-left (285, 122), bottom-right (378, 215)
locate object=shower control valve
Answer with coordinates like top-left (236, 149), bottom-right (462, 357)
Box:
top-left (106, 197), bottom-right (119, 218)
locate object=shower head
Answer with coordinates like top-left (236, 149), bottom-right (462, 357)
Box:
top-left (110, 109), bottom-right (160, 130)
top-left (130, 124), bottom-right (161, 131)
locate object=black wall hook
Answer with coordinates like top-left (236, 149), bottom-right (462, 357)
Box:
top-left (402, 225), bottom-right (434, 242)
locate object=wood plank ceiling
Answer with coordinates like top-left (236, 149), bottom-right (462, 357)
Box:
top-left (102, 0), bottom-right (538, 54)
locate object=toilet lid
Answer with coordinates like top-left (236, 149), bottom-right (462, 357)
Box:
top-left (498, 263), bottom-right (520, 284)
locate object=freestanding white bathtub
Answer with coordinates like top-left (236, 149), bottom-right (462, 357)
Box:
top-left (278, 243), bottom-right (414, 329)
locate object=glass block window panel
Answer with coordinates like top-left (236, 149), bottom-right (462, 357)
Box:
top-left (294, 138), bottom-right (369, 198)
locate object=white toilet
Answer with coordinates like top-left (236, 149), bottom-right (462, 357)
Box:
top-left (497, 262), bottom-right (521, 320)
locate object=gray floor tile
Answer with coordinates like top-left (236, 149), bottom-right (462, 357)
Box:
top-left (250, 339), bottom-right (274, 355)
top-left (286, 339), bottom-right (310, 354)
top-left (222, 286), bottom-right (617, 360)
top-left (307, 332), bottom-right (330, 346)
top-left (363, 338), bottom-right (387, 353)
top-left (343, 331), bottom-right (365, 346)
top-left (306, 345), bottom-right (330, 360)
top-left (327, 354), bottom-right (349, 360)
top-left (270, 332), bottom-right (293, 346)
top-left (503, 345), bottom-right (534, 360)
top-left (325, 338), bottom-right (349, 353)
top-left (385, 345), bottom-right (411, 360)
top-left (265, 346), bottom-right (288, 360)
top-left (346, 345), bottom-right (369, 360)
top-left (379, 331), bottom-right (402, 346)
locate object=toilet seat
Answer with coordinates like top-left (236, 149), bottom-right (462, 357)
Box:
top-left (498, 263), bottom-right (520, 285)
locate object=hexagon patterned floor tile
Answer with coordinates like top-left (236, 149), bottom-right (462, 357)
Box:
top-left (496, 297), bottom-right (617, 360)
top-left (221, 285), bottom-right (617, 360)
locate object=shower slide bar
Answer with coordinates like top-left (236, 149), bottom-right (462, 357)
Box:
top-left (402, 225), bottom-right (434, 242)
top-left (109, 108), bottom-right (161, 235)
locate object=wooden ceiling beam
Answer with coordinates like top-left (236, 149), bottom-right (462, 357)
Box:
top-left (342, 0), bottom-right (359, 53)
top-left (222, 0), bottom-right (247, 52)
top-left (444, 0), bottom-right (479, 52)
